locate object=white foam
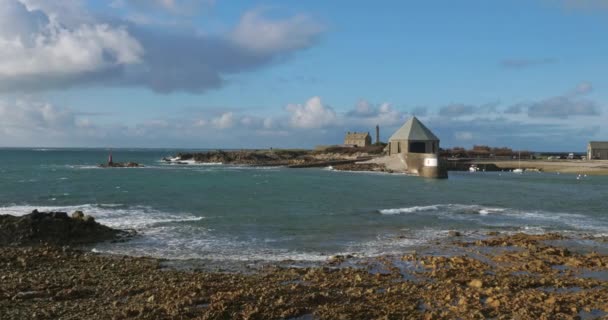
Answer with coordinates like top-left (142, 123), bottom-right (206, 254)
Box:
top-left (161, 157), bottom-right (223, 166)
top-left (378, 203), bottom-right (608, 233)
top-left (68, 165), bottom-right (101, 170)
top-left (0, 204), bottom-right (203, 230)
top-left (479, 208), bottom-right (506, 215)
top-left (379, 205), bottom-right (441, 215)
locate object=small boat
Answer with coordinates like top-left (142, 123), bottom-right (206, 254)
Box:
top-left (513, 151), bottom-right (524, 174)
top-left (469, 165), bottom-right (479, 172)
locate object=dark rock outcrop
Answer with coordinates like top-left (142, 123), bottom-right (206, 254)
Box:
top-left (176, 150), bottom-right (312, 166)
top-left (332, 163), bottom-right (389, 172)
top-left (99, 162), bottom-right (142, 168)
top-left (0, 210), bottom-right (132, 246)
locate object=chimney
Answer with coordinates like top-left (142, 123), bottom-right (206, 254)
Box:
top-left (375, 125), bottom-right (380, 144)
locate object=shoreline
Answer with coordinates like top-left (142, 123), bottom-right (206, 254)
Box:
top-left (451, 159), bottom-right (608, 175)
top-left (2, 232), bottom-right (607, 319)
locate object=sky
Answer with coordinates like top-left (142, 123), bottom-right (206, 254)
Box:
top-left (0, 0), bottom-right (607, 151)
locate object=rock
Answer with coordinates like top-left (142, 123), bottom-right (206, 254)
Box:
top-left (0, 210), bottom-right (132, 246)
top-left (72, 211), bottom-right (85, 220)
top-left (99, 162), bottom-right (143, 168)
top-left (468, 279), bottom-right (483, 289)
top-left (448, 230), bottom-right (462, 237)
top-left (332, 163), bottom-right (387, 172)
top-left (12, 291), bottom-right (48, 300)
top-left (328, 255), bottom-right (346, 265)
top-left (51, 212), bottom-right (68, 219)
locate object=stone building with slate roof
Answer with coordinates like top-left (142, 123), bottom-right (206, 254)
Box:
top-left (386, 117), bottom-right (446, 178)
top-left (588, 141), bottom-right (608, 160)
top-left (388, 117), bottom-right (439, 156)
top-left (344, 132), bottom-right (372, 147)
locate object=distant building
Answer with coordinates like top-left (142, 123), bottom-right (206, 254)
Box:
top-left (387, 117), bottom-right (446, 179)
top-left (344, 132), bottom-right (372, 147)
top-left (588, 141), bottom-right (608, 160)
top-left (388, 116), bottom-right (439, 155)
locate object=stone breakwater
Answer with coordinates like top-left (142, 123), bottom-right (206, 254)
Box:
top-left (0, 210), bottom-right (133, 246)
top-left (1, 232), bottom-right (606, 319)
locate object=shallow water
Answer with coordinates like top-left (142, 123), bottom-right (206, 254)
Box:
top-left (1, 148), bottom-right (607, 262)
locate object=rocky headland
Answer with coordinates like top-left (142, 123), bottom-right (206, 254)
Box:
top-left (169, 147), bottom-right (385, 168)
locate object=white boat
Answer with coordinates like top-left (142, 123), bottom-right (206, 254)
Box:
top-left (469, 165), bottom-right (479, 172)
top-left (513, 151), bottom-right (523, 174)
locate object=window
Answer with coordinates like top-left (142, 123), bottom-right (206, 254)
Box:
top-left (409, 142), bottom-right (426, 153)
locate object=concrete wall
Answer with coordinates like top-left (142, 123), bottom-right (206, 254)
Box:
top-left (404, 152), bottom-right (448, 179)
top-left (589, 148), bottom-right (608, 160)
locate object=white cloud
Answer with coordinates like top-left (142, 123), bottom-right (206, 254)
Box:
top-left (500, 82), bottom-right (601, 119)
top-left (0, 100), bottom-right (69, 128)
top-left (574, 81), bottom-right (593, 95)
top-left (286, 96), bottom-right (337, 129)
top-left (346, 99), bottom-right (407, 126)
top-left (212, 112), bottom-right (235, 129)
top-left (193, 119), bottom-right (207, 127)
top-left (0, 99), bottom-right (86, 145)
top-left (263, 118), bottom-right (274, 129)
top-left (454, 131), bottom-right (473, 141)
top-left (0, 0), bottom-right (142, 80)
top-left (231, 8), bottom-right (324, 54)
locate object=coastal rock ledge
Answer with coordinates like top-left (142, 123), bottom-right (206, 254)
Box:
top-left (0, 210), bottom-right (132, 246)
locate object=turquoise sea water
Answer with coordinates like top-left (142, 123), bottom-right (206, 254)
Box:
top-left (1, 148), bottom-right (607, 262)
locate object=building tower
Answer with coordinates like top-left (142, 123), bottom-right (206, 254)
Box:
top-left (375, 125), bottom-right (380, 144)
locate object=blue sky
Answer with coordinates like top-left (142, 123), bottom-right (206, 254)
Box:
top-left (0, 0), bottom-right (606, 151)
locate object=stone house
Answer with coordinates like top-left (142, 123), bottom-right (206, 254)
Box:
top-left (344, 132), bottom-right (372, 147)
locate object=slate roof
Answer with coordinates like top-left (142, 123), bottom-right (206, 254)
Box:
top-left (389, 117), bottom-right (439, 141)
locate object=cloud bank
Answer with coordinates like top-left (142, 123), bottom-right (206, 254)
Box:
top-left (0, 84), bottom-right (605, 150)
top-left (0, 0), bottom-right (324, 93)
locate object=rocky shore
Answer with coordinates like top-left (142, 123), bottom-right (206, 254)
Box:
top-left (332, 162), bottom-right (391, 173)
top-left (1, 224), bottom-right (606, 319)
top-left (170, 148), bottom-right (382, 168)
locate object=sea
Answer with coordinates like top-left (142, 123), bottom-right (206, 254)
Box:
top-left (1, 148), bottom-right (607, 267)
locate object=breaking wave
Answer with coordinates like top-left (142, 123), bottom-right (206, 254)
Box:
top-left (0, 204), bottom-right (203, 230)
top-left (378, 204), bottom-right (608, 233)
